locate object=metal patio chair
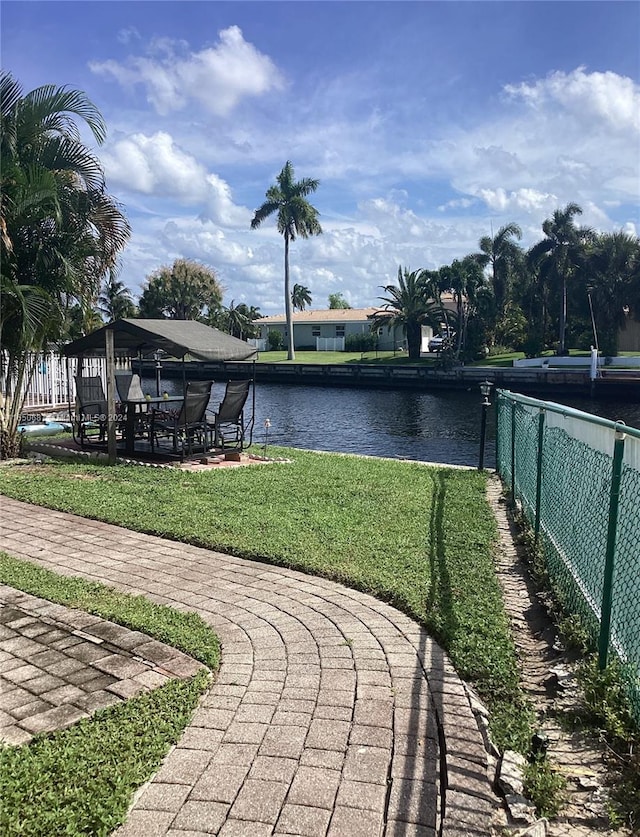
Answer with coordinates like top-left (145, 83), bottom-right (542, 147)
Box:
top-left (72, 375), bottom-right (108, 447)
top-left (208, 379), bottom-right (252, 452)
top-left (115, 372), bottom-right (149, 439)
top-left (150, 380), bottom-right (213, 459)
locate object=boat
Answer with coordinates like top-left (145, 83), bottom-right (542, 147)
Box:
top-left (17, 420), bottom-right (72, 436)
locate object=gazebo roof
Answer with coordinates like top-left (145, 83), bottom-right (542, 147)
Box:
top-left (61, 319), bottom-right (258, 362)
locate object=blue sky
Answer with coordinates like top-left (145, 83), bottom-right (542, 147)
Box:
top-left (3, 1), bottom-right (639, 314)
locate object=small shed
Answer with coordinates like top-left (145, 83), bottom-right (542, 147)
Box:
top-left (61, 319), bottom-right (258, 462)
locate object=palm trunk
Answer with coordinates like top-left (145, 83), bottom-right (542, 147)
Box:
top-left (559, 276), bottom-right (567, 355)
top-left (284, 232), bottom-right (295, 361)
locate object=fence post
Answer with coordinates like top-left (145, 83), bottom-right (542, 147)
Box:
top-left (494, 392), bottom-right (501, 474)
top-left (598, 425), bottom-right (626, 669)
top-left (510, 399), bottom-right (517, 506)
top-left (534, 407), bottom-right (545, 547)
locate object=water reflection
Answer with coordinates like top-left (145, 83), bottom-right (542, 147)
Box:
top-left (151, 378), bottom-right (639, 469)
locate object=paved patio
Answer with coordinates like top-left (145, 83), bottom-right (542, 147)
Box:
top-left (0, 497), bottom-right (499, 836)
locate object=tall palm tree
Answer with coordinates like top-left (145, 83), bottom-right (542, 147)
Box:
top-left (528, 203), bottom-right (593, 355)
top-left (292, 283), bottom-right (312, 312)
top-left (371, 267), bottom-right (443, 360)
top-left (0, 71), bottom-right (130, 457)
top-left (477, 222), bottom-right (522, 338)
top-left (98, 273), bottom-right (136, 322)
top-left (251, 161), bottom-right (322, 360)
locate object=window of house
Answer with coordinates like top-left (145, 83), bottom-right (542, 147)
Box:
top-left (336, 325), bottom-right (345, 337)
top-left (312, 327), bottom-right (321, 337)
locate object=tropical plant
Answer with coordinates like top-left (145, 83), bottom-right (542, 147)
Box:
top-left (586, 231), bottom-right (640, 356)
top-left (528, 203), bottom-right (594, 355)
top-left (328, 292), bottom-right (351, 309)
top-left (251, 161), bottom-right (322, 361)
top-left (0, 71), bottom-right (130, 458)
top-left (98, 273), bottom-right (136, 322)
top-left (371, 267), bottom-right (444, 360)
top-left (138, 259), bottom-right (223, 321)
top-left (267, 329), bottom-right (284, 351)
top-left (437, 256), bottom-right (485, 359)
top-left (477, 222), bottom-right (523, 332)
top-left (220, 300), bottom-right (260, 340)
top-left (292, 283), bottom-right (312, 312)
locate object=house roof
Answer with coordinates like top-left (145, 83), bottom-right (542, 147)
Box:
top-left (255, 308), bottom-right (380, 325)
top-left (256, 297), bottom-right (458, 325)
top-left (61, 319), bottom-right (258, 362)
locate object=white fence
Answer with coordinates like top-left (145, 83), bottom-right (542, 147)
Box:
top-left (1, 352), bottom-right (131, 411)
top-left (316, 337), bottom-right (345, 352)
top-left (247, 338), bottom-right (267, 352)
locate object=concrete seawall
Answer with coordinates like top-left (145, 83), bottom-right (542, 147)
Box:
top-left (141, 359), bottom-right (640, 400)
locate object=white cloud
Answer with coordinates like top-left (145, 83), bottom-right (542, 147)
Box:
top-left (102, 132), bottom-right (250, 226)
top-left (90, 26), bottom-right (283, 116)
top-left (478, 187), bottom-right (558, 214)
top-left (504, 66), bottom-right (640, 133)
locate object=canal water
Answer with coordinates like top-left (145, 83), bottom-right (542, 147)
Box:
top-left (152, 378), bottom-right (640, 469)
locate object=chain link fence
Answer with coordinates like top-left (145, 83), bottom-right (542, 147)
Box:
top-left (496, 389), bottom-right (640, 721)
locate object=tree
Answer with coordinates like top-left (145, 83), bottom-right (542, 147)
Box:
top-left (292, 283), bottom-right (312, 312)
top-left (586, 231), bottom-right (640, 356)
top-left (251, 161), bottom-right (322, 360)
top-left (0, 72), bottom-right (130, 457)
top-left (477, 223), bottom-right (523, 345)
top-left (221, 300), bottom-right (261, 340)
top-left (371, 267), bottom-right (443, 360)
top-left (328, 292), bottom-right (351, 309)
top-left (528, 203), bottom-right (594, 355)
top-left (438, 256), bottom-right (485, 359)
top-left (98, 273), bottom-right (136, 322)
top-left (138, 258), bottom-right (223, 320)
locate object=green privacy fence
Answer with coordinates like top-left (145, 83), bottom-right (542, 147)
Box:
top-left (496, 389), bottom-right (640, 721)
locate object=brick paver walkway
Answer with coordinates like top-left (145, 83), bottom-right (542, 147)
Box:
top-left (0, 498), bottom-right (498, 836)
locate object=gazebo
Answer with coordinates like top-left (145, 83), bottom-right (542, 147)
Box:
top-left (61, 319), bottom-right (258, 462)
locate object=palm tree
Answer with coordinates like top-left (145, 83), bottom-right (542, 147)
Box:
top-left (528, 203), bottom-right (594, 355)
top-left (586, 231), bottom-right (640, 355)
top-left (438, 256), bottom-right (485, 359)
top-left (477, 222), bottom-right (522, 340)
top-left (292, 283), bottom-right (312, 312)
top-left (98, 274), bottom-right (136, 322)
top-left (371, 267), bottom-right (443, 360)
top-left (0, 71), bottom-right (130, 457)
top-left (223, 300), bottom-right (253, 340)
top-left (251, 161), bottom-right (322, 360)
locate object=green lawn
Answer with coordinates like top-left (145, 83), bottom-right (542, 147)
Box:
top-left (0, 447), bottom-right (532, 752)
top-left (256, 349), bottom-right (438, 365)
top-left (0, 553), bottom-right (218, 837)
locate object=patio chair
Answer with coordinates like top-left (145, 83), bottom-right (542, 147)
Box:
top-left (209, 379), bottom-right (252, 451)
top-left (73, 375), bottom-right (108, 446)
top-left (150, 380), bottom-right (213, 458)
top-left (115, 372), bottom-right (145, 402)
top-left (115, 372), bottom-right (148, 439)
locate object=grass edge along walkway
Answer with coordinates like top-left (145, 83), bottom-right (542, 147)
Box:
top-left (0, 554), bottom-right (218, 837)
top-left (0, 447), bottom-right (533, 755)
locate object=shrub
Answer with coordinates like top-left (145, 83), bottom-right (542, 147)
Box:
top-left (267, 329), bottom-right (284, 351)
top-left (345, 332), bottom-right (377, 352)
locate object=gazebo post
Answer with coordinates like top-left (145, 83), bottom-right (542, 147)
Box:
top-left (105, 328), bottom-right (117, 464)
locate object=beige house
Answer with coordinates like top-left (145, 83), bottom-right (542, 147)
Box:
top-left (256, 298), bottom-right (458, 353)
top-left (255, 308), bottom-right (406, 352)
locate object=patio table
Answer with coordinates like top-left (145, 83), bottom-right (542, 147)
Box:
top-left (123, 395), bottom-right (183, 455)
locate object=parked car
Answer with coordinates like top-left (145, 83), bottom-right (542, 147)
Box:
top-left (428, 335), bottom-right (450, 352)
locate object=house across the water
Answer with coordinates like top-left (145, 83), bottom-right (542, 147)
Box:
top-left (255, 300), bottom-right (457, 353)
